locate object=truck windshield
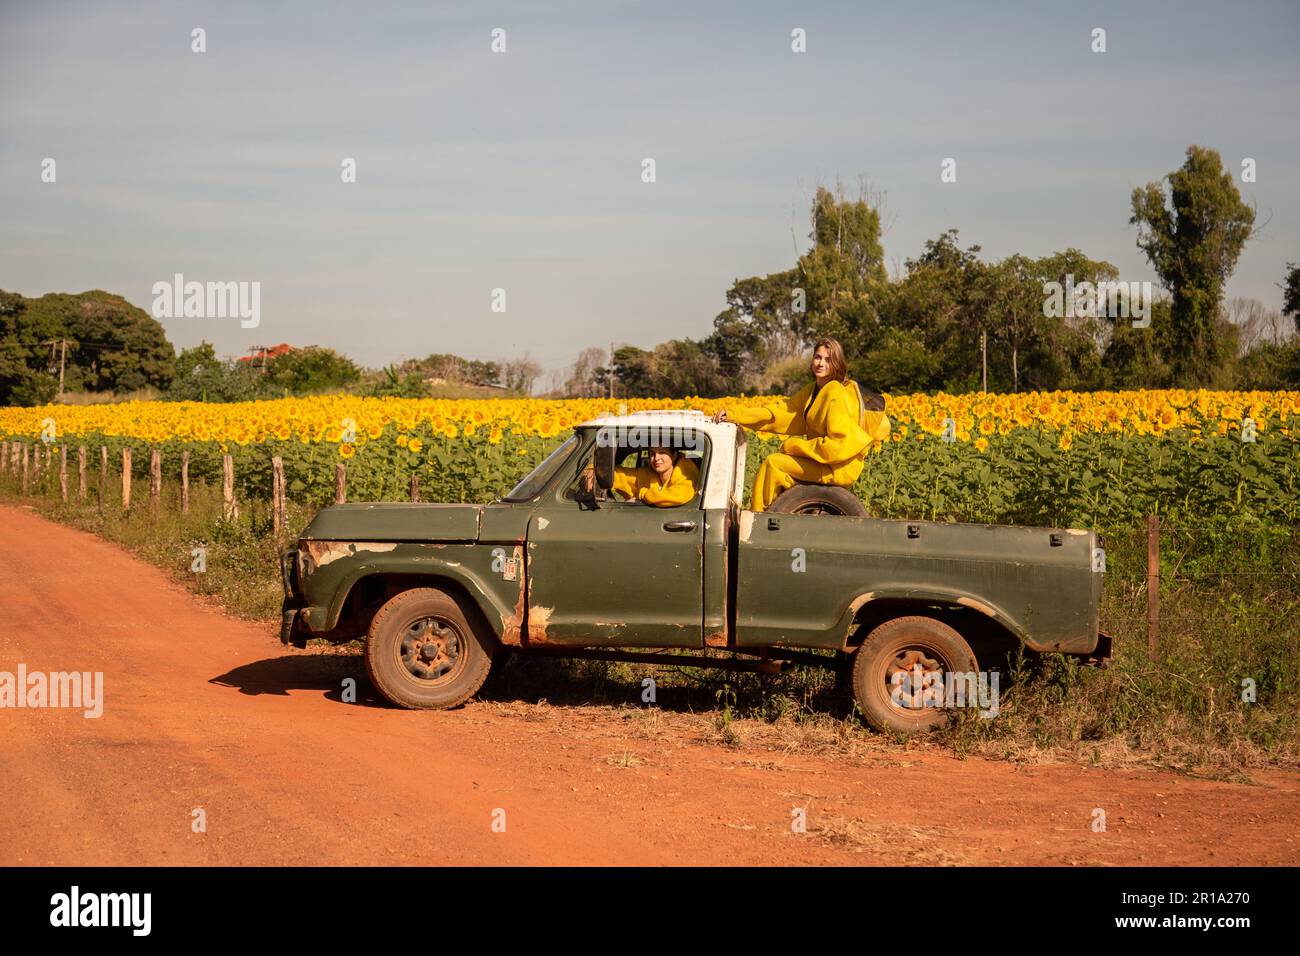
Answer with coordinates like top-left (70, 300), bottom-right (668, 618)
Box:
top-left (502, 434), bottom-right (580, 502)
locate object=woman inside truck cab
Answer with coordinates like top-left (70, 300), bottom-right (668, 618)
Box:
top-left (581, 445), bottom-right (700, 507)
top-left (712, 337), bottom-right (889, 512)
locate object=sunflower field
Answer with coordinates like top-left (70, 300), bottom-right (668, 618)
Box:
top-left (2, 389), bottom-right (1298, 526)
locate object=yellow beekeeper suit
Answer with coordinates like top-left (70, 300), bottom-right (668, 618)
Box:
top-left (610, 456), bottom-right (700, 507)
top-left (725, 380), bottom-right (889, 512)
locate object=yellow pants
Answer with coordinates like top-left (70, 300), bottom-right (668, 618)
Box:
top-left (750, 453), bottom-right (836, 512)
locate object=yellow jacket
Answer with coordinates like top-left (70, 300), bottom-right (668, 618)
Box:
top-left (726, 380), bottom-right (890, 486)
top-left (611, 457), bottom-right (700, 507)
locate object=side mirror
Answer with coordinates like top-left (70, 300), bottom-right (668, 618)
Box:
top-left (593, 443), bottom-right (616, 491)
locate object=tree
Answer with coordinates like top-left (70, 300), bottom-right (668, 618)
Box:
top-left (263, 346), bottom-right (361, 396)
top-left (21, 290), bottom-right (174, 394)
top-left (0, 291), bottom-right (58, 405)
top-left (1224, 297), bottom-right (1292, 353)
top-left (0, 289), bottom-right (175, 403)
top-left (564, 347), bottom-right (607, 398)
top-left (1130, 146), bottom-right (1255, 384)
top-left (366, 365), bottom-right (429, 398)
top-left (501, 356), bottom-right (542, 395)
top-left (796, 184), bottom-right (889, 346)
top-left (166, 342), bottom-right (259, 402)
top-left (1282, 262), bottom-right (1300, 333)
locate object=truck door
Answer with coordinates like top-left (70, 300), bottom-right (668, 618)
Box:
top-left (523, 444), bottom-right (708, 648)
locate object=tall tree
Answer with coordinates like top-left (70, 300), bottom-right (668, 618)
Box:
top-left (1130, 146), bottom-right (1255, 384)
top-left (564, 347), bottom-right (608, 397)
top-left (1282, 262), bottom-right (1300, 333)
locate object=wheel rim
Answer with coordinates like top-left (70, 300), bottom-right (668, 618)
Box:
top-left (881, 644), bottom-right (950, 714)
top-left (793, 502), bottom-right (839, 515)
top-left (395, 615), bottom-right (467, 688)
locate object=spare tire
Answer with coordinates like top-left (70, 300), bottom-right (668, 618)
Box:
top-left (767, 484), bottom-right (868, 516)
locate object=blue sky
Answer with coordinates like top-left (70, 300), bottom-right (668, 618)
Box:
top-left (2, 0), bottom-right (1297, 385)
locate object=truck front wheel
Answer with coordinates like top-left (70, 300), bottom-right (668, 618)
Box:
top-left (364, 587), bottom-right (494, 709)
top-left (850, 616), bottom-right (978, 734)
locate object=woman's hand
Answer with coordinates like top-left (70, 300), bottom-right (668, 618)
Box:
top-left (711, 409), bottom-right (728, 424)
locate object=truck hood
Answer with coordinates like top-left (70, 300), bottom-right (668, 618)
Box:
top-left (301, 503), bottom-right (482, 543)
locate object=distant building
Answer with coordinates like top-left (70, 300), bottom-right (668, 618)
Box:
top-left (239, 343), bottom-right (298, 367)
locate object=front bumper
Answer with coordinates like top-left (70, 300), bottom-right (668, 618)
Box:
top-left (279, 548), bottom-right (308, 648)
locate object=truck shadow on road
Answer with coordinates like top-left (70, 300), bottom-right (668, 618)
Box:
top-left (208, 649), bottom-right (862, 718)
top-left (208, 653), bottom-right (388, 707)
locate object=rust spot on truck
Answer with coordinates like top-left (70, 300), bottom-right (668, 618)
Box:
top-left (501, 580), bottom-right (526, 646)
top-left (497, 545), bottom-right (526, 645)
top-left (527, 605), bottom-right (553, 645)
top-left (302, 540), bottom-right (397, 569)
top-left (847, 592), bottom-right (875, 616)
top-left (957, 596), bottom-right (997, 617)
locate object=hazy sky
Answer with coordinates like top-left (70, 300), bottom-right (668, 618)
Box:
top-left (2, 0), bottom-right (1297, 386)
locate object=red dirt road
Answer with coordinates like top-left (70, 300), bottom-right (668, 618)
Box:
top-left (1, 504), bottom-right (1297, 866)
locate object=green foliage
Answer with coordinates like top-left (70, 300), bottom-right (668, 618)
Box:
top-left (1130, 146), bottom-right (1256, 385)
top-left (167, 343), bottom-right (361, 402)
top-left (366, 365), bottom-right (430, 398)
top-left (262, 346), bottom-right (360, 396)
top-left (0, 289), bottom-right (175, 404)
top-left (1282, 262), bottom-right (1300, 332)
top-left (167, 343), bottom-right (261, 402)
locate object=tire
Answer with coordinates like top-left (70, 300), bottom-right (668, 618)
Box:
top-left (364, 587), bottom-right (494, 710)
top-left (768, 484), bottom-right (868, 516)
top-left (850, 616), bottom-right (979, 734)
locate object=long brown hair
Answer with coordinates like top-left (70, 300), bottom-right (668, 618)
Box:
top-left (812, 337), bottom-right (849, 383)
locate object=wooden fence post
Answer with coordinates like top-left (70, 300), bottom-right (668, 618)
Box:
top-left (21, 445), bottom-right (29, 493)
top-left (98, 446), bottom-right (108, 510)
top-left (410, 474), bottom-right (420, 502)
top-left (149, 448), bottom-right (161, 513)
top-left (32, 443), bottom-right (42, 485)
top-left (1146, 514), bottom-right (1160, 663)
top-left (59, 446), bottom-right (68, 502)
top-left (222, 454), bottom-right (236, 521)
top-left (78, 446), bottom-right (87, 500)
top-left (272, 455), bottom-right (286, 537)
top-left (121, 447), bottom-right (132, 510)
top-left (335, 463), bottom-right (346, 505)
top-left (181, 450), bottom-right (190, 515)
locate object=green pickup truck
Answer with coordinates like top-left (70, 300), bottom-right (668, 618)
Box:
top-left (280, 410), bottom-right (1109, 732)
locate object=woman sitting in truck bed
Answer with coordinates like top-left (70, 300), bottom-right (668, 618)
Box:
top-left (712, 337), bottom-right (889, 512)
top-left (582, 445), bottom-right (700, 506)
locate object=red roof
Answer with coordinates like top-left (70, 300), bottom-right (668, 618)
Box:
top-left (237, 343), bottom-right (297, 363)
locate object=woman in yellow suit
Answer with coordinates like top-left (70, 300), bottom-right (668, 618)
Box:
top-left (582, 446), bottom-right (700, 506)
top-left (713, 338), bottom-right (889, 512)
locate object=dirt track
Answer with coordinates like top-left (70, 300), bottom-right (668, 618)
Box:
top-left (1, 503), bottom-right (1296, 866)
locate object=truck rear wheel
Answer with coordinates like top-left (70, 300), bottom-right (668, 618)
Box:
top-left (364, 587), bottom-right (494, 710)
top-left (850, 616), bottom-right (978, 734)
top-left (767, 484), bottom-right (868, 516)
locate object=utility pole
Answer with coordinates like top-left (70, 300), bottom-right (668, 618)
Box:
top-left (43, 339), bottom-right (69, 399)
top-left (608, 342), bottom-right (615, 399)
top-left (980, 331), bottom-right (988, 393)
